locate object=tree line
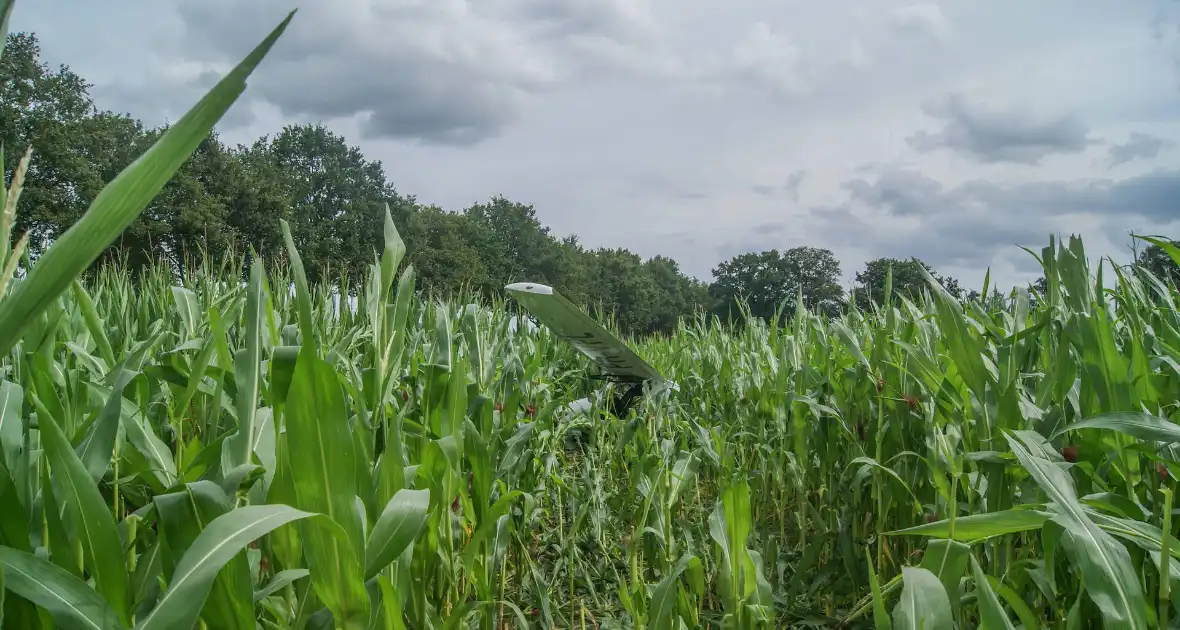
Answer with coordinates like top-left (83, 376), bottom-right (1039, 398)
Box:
top-left (3, 32), bottom-right (1177, 335)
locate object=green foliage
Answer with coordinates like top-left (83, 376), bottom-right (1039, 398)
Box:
top-left (709, 246), bottom-right (845, 321)
top-left (854, 256), bottom-right (964, 309)
top-left (5, 189), bottom-right (1180, 628)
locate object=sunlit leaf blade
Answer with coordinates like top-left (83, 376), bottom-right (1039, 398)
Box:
top-left (1133, 234), bottom-right (1180, 268)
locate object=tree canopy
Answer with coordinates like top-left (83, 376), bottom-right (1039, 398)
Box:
top-left (851, 257), bottom-right (964, 309)
top-left (710, 247), bottom-right (845, 321)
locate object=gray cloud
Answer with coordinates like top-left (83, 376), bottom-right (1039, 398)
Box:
top-left (749, 170), bottom-right (806, 199)
top-left (846, 167), bottom-right (1180, 221)
top-left (1108, 132), bottom-right (1175, 168)
top-left (841, 170), bottom-right (943, 216)
top-left (172, 0), bottom-right (662, 144)
top-left (907, 92), bottom-right (1098, 164)
top-left (811, 166), bottom-right (1180, 269)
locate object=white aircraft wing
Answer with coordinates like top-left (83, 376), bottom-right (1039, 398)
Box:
top-left (505, 282), bottom-right (665, 384)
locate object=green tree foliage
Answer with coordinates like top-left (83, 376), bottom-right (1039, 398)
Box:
top-left (1136, 240), bottom-right (1180, 285)
top-left (709, 246), bottom-right (845, 322)
top-left (240, 124), bottom-right (411, 283)
top-left (2, 32), bottom-right (111, 247)
top-left (852, 257), bottom-right (964, 309)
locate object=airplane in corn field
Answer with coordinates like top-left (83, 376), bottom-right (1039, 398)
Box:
top-left (505, 282), bottom-right (679, 417)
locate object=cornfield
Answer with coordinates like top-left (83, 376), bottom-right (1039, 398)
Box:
top-left (3, 6), bottom-right (1180, 630)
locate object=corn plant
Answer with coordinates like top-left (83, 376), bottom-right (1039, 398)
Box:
top-left (5, 1), bottom-right (1180, 627)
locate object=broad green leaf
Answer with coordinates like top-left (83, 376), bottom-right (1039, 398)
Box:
top-left (364, 488), bottom-right (430, 580)
top-left (376, 574), bottom-right (405, 630)
top-left (918, 264), bottom-right (991, 403)
top-left (988, 575), bottom-right (1040, 630)
top-left (885, 509), bottom-right (1051, 541)
top-left (41, 459), bottom-right (80, 577)
top-left (461, 490), bottom-right (523, 573)
top-left (170, 286), bottom-right (201, 339)
top-left (120, 409), bottom-right (177, 489)
top-left (1006, 431), bottom-right (1149, 630)
top-left (918, 539), bottom-right (970, 609)
top-left (154, 482), bottom-right (253, 630)
top-left (71, 280), bottom-right (115, 366)
top-left (1053, 412), bottom-right (1180, 444)
top-left (38, 407), bottom-right (131, 625)
top-left (265, 433), bottom-right (303, 571)
top-left (280, 219), bottom-right (317, 351)
top-left (0, 460), bottom-right (27, 551)
top-left (284, 347), bottom-right (369, 626)
top-left (849, 456), bottom-right (924, 513)
top-left (892, 566), bottom-right (952, 630)
top-left (135, 505), bottom-right (315, 630)
top-left (0, 547), bottom-right (122, 630)
top-left (1133, 234), bottom-right (1180, 268)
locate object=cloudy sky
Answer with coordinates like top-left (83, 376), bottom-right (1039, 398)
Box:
top-left (12, 0), bottom-right (1180, 291)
